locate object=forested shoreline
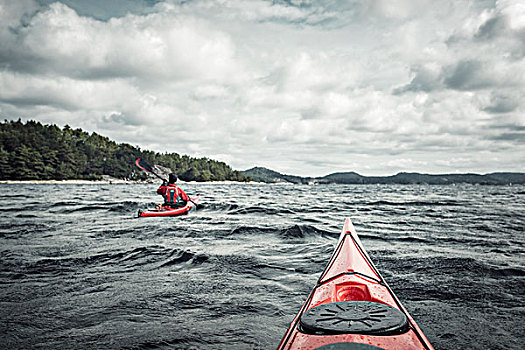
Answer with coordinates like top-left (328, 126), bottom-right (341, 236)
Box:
top-left (0, 120), bottom-right (249, 182)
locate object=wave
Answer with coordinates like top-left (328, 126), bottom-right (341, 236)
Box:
top-left (50, 201), bottom-right (144, 214)
top-left (0, 205), bottom-right (41, 212)
top-left (278, 224), bottom-right (333, 239)
top-left (212, 224), bottom-right (334, 240)
top-left (436, 235), bottom-right (516, 249)
top-left (228, 205), bottom-right (296, 215)
top-left (49, 201), bottom-right (79, 207)
top-left (211, 253), bottom-right (296, 278)
top-left (198, 203), bottom-right (239, 212)
top-left (125, 339), bottom-right (196, 350)
top-left (0, 193), bottom-right (26, 198)
top-left (379, 256), bottom-right (525, 307)
top-left (228, 226), bottom-right (276, 236)
top-left (89, 227), bottom-right (145, 238)
top-left (357, 233), bottom-right (388, 241)
top-left (347, 232), bottom-right (431, 244)
top-left (158, 249), bottom-right (209, 268)
top-left (56, 205), bottom-right (111, 213)
top-left (0, 222), bottom-right (53, 238)
top-left (395, 236), bottom-right (431, 243)
top-left (365, 200), bottom-right (462, 207)
top-left (3, 246), bottom-right (209, 276)
top-left (107, 201), bottom-right (142, 213)
top-left (380, 255), bottom-right (525, 279)
top-left (14, 214), bottom-right (39, 218)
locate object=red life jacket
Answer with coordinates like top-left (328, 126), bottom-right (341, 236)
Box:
top-left (164, 186), bottom-right (183, 206)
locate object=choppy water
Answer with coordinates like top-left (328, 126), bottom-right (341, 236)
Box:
top-left (0, 183), bottom-right (524, 350)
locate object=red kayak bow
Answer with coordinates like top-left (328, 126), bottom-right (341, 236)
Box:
top-left (277, 218), bottom-right (434, 350)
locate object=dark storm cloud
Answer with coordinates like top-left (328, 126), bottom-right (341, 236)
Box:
top-left (394, 5), bottom-right (525, 96)
top-left (0, 95), bottom-right (77, 110)
top-left (393, 66), bottom-right (442, 94)
top-left (483, 119), bottom-right (525, 132)
top-left (0, 5), bottom-right (41, 75)
top-left (37, 0), bottom-right (161, 21)
top-left (443, 60), bottom-right (495, 91)
top-left (393, 59), bottom-right (502, 95)
top-left (0, 49), bottom-right (40, 76)
top-left (33, 0), bottom-right (359, 27)
top-left (507, 125), bottom-right (525, 132)
top-left (483, 93), bottom-right (520, 114)
top-left (236, 0), bottom-right (358, 28)
top-left (475, 12), bottom-right (525, 58)
top-left (448, 6), bottom-right (525, 58)
top-left (493, 124), bottom-right (525, 132)
top-left (490, 132), bottom-right (525, 142)
top-left (0, 47), bottom-right (137, 80)
top-left (475, 15), bottom-right (508, 40)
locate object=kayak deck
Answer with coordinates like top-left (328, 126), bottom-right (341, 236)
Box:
top-left (138, 195), bottom-right (200, 217)
top-left (277, 218), bottom-right (433, 350)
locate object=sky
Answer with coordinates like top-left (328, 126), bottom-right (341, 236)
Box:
top-left (0, 0), bottom-right (524, 176)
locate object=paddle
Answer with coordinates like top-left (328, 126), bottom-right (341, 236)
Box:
top-left (135, 158), bottom-right (167, 182)
top-left (135, 158), bottom-right (200, 208)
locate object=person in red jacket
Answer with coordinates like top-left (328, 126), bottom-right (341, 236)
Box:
top-left (157, 173), bottom-right (190, 208)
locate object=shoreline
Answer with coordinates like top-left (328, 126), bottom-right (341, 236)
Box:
top-left (1, 179), bottom-right (518, 186)
top-left (0, 179), bottom-right (264, 185)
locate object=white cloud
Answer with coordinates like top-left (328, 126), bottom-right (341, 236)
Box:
top-left (499, 0), bottom-right (525, 30)
top-left (0, 0), bottom-right (39, 28)
top-left (3, 2), bottom-right (240, 83)
top-left (0, 71), bottom-right (141, 110)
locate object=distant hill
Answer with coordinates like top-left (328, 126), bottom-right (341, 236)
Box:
top-left (242, 167), bottom-right (525, 185)
top-left (0, 119), bottom-right (249, 182)
top-left (321, 172), bottom-right (365, 184)
top-left (242, 167), bottom-right (309, 184)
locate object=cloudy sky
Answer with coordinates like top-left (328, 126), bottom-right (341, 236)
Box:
top-left (0, 0), bottom-right (524, 176)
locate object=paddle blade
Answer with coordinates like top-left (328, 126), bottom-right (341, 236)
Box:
top-left (135, 158), bottom-right (154, 173)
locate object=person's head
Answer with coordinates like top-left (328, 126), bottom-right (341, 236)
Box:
top-left (168, 173), bottom-right (178, 184)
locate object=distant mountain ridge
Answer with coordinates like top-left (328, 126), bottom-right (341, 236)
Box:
top-left (242, 167), bottom-right (525, 185)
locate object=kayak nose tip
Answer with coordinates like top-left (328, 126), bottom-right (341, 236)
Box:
top-left (343, 217), bottom-right (356, 234)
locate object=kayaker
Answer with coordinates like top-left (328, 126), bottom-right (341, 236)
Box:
top-left (157, 173), bottom-right (190, 208)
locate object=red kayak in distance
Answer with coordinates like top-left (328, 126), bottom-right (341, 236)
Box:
top-left (277, 218), bottom-right (434, 350)
top-left (138, 195), bottom-right (200, 218)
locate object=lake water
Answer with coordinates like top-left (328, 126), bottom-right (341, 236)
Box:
top-left (1, 183), bottom-right (524, 349)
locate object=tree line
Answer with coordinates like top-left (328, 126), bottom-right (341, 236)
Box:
top-left (0, 119), bottom-right (250, 182)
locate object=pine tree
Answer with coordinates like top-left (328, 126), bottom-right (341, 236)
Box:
top-left (0, 146), bottom-right (11, 178)
top-left (11, 145), bottom-right (35, 179)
